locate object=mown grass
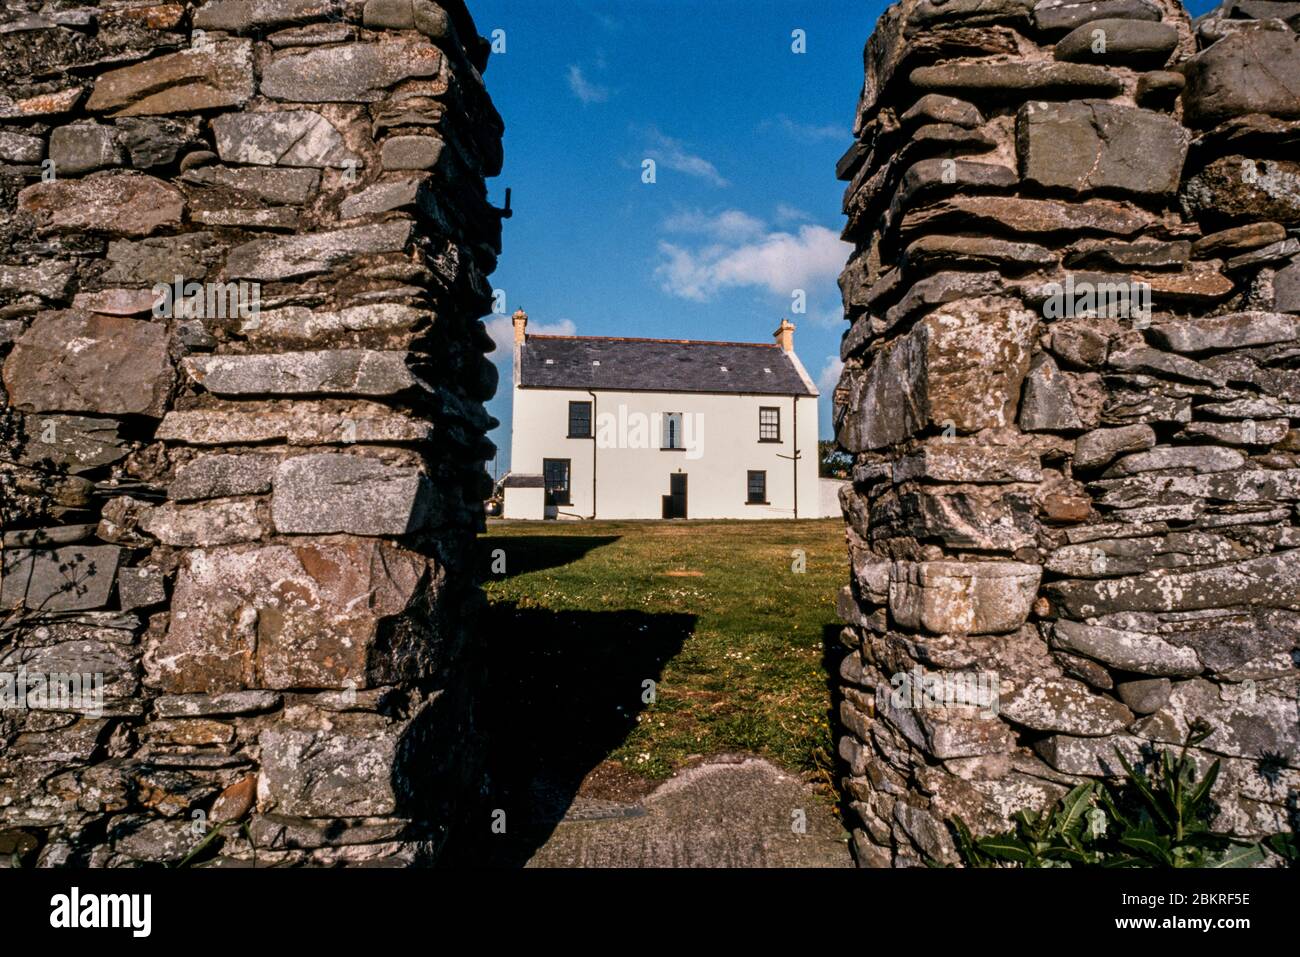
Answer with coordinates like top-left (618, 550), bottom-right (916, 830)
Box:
top-left (477, 519), bottom-right (847, 783)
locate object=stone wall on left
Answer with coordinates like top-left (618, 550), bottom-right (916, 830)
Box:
top-left (0, 0), bottom-right (504, 866)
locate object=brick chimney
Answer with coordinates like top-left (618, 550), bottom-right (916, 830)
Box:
top-left (773, 317), bottom-right (795, 353)
top-left (512, 307), bottom-right (528, 344)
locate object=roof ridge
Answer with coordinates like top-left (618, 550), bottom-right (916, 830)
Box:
top-left (526, 334), bottom-right (781, 349)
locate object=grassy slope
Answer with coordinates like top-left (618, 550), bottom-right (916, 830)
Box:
top-left (478, 519), bottom-right (847, 783)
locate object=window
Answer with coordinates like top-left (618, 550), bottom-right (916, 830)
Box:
top-left (662, 412), bottom-right (684, 450)
top-left (568, 401), bottom-right (592, 438)
top-left (747, 470), bottom-right (767, 504)
top-left (543, 458), bottom-right (571, 506)
top-left (759, 406), bottom-right (780, 442)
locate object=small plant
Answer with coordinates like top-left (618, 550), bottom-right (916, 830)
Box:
top-left (951, 720), bottom-right (1291, 868)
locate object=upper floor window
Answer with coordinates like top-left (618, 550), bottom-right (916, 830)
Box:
top-left (759, 406), bottom-right (780, 442)
top-left (662, 412), bottom-right (684, 450)
top-left (568, 400), bottom-right (592, 438)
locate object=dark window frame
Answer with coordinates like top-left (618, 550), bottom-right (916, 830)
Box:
top-left (758, 406), bottom-right (781, 443)
top-left (567, 400), bottom-right (592, 438)
top-left (746, 469), bottom-right (768, 505)
top-left (543, 458), bottom-right (572, 507)
top-left (661, 411), bottom-right (685, 451)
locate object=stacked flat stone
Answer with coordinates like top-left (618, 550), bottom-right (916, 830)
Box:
top-left (0, 0), bottom-right (504, 866)
top-left (834, 0), bottom-right (1299, 867)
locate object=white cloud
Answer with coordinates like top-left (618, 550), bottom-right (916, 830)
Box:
top-left (805, 303), bottom-right (847, 329)
top-left (774, 203), bottom-right (811, 224)
top-left (485, 313), bottom-right (577, 360)
top-left (642, 127), bottom-right (728, 187)
top-left (765, 114), bottom-right (848, 143)
top-left (817, 355), bottom-right (844, 394)
top-left (567, 64), bottom-right (610, 104)
top-left (655, 221), bottom-right (850, 302)
top-left (661, 207), bottom-right (766, 242)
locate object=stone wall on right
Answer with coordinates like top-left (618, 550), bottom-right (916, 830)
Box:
top-left (833, 0), bottom-right (1300, 867)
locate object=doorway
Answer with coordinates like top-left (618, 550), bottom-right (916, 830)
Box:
top-left (662, 473), bottom-right (687, 519)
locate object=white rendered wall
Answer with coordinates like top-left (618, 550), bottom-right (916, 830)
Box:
top-left (505, 382), bottom-right (820, 520)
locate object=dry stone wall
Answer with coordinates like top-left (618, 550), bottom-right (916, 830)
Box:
top-left (834, 0), bottom-right (1300, 866)
top-left (0, 0), bottom-right (504, 866)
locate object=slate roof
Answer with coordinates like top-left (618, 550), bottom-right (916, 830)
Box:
top-left (518, 335), bottom-right (818, 397)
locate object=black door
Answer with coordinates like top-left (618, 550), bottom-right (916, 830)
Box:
top-left (662, 473), bottom-right (687, 519)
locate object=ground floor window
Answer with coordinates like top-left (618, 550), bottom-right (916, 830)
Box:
top-left (746, 470), bottom-right (767, 504)
top-left (543, 458), bottom-right (571, 506)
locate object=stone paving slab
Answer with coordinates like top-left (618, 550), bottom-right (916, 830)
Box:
top-left (525, 755), bottom-right (853, 868)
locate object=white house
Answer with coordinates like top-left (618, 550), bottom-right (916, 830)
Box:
top-left (502, 310), bottom-right (822, 520)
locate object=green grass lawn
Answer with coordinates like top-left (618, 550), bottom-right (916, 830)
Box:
top-left (477, 519), bottom-right (847, 787)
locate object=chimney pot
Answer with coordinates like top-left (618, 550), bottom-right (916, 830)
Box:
top-left (773, 317), bottom-right (795, 353)
top-left (512, 308), bottom-right (528, 344)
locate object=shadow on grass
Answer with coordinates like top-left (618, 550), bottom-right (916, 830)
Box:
top-left (444, 602), bottom-right (695, 867)
top-left (477, 535), bottom-right (620, 580)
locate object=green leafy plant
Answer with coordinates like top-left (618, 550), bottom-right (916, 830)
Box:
top-left (951, 720), bottom-right (1291, 868)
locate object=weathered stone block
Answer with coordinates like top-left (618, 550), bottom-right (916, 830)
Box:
top-left (872, 483), bottom-right (1040, 552)
top-left (1116, 677), bottom-right (1171, 714)
top-left (258, 711), bottom-right (422, 817)
top-left (380, 134), bottom-right (444, 171)
top-left (1073, 424), bottom-right (1155, 470)
top-left (9, 414), bottom-right (129, 475)
top-left (1020, 353), bottom-right (1081, 431)
top-left (212, 111), bottom-right (360, 169)
top-left (182, 350), bottom-right (418, 397)
top-left (1054, 18), bottom-right (1177, 67)
top-left (839, 297), bottom-right (1037, 451)
top-left (1017, 101), bottom-right (1188, 196)
top-left (170, 454), bottom-right (276, 502)
top-left (1181, 29), bottom-right (1300, 127)
top-left (238, 303), bottom-right (429, 345)
top-left (18, 173), bottom-right (185, 236)
top-left (1032, 0), bottom-right (1160, 34)
top-left (0, 130), bottom-right (43, 163)
top-left (1000, 675), bottom-right (1134, 735)
top-left (1035, 733), bottom-right (1148, 775)
top-left (1048, 552), bottom-right (1300, 618)
top-left (85, 41), bottom-right (255, 116)
top-left (1149, 312), bottom-right (1300, 353)
top-left (116, 116), bottom-right (205, 169)
top-left (261, 39), bottom-right (443, 103)
top-left (338, 175), bottom-right (430, 219)
top-left (194, 0), bottom-right (342, 31)
top-left (138, 500), bottom-right (266, 546)
top-left (1, 546), bottom-right (122, 613)
top-left (48, 124), bottom-right (123, 176)
top-left (154, 691), bottom-right (282, 718)
top-left (116, 565), bottom-right (167, 611)
top-left (892, 440), bottom-right (1041, 484)
top-left (157, 404), bottom-right (433, 446)
top-left (889, 561), bottom-right (1041, 636)
top-left (1181, 157), bottom-right (1300, 225)
top-left (1134, 678), bottom-right (1299, 767)
top-left (910, 61), bottom-right (1124, 97)
top-left (271, 453), bottom-right (433, 536)
top-left (223, 221), bottom-right (412, 281)
top-left (3, 312), bottom-right (173, 418)
top-left (103, 233), bottom-right (218, 287)
top-left (149, 539), bottom-right (432, 693)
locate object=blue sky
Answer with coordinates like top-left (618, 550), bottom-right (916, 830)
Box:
top-left (473, 0), bottom-right (1222, 475)
top-left (474, 0), bottom-right (879, 475)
